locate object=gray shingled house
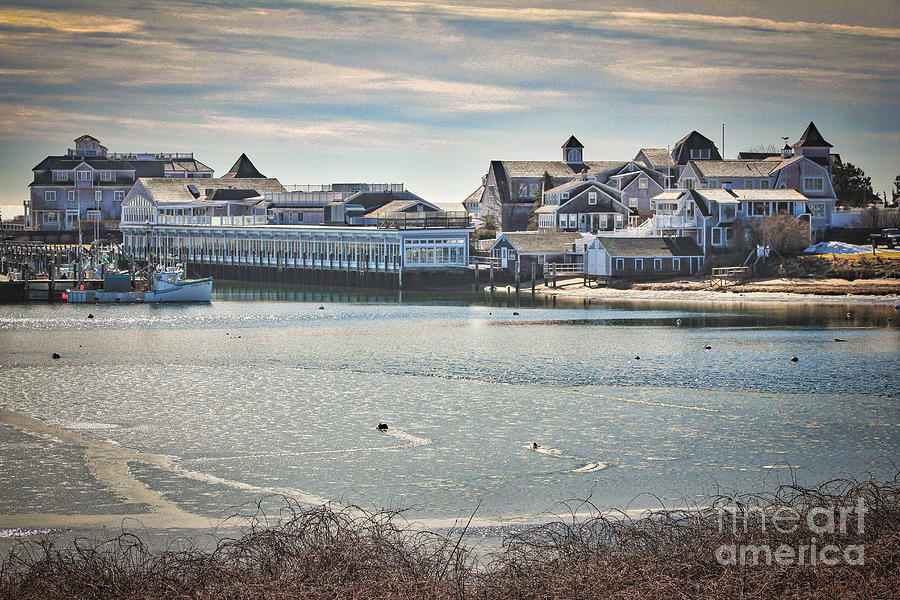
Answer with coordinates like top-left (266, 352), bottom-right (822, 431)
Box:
top-left (489, 231), bottom-right (584, 278)
top-left (583, 237), bottom-right (705, 279)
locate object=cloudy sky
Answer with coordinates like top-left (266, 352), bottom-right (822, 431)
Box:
top-left (1, 0), bottom-right (898, 216)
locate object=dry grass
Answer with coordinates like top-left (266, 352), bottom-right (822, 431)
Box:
top-left (2, 475), bottom-right (898, 599)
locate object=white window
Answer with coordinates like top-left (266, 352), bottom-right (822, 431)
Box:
top-left (809, 203), bottom-right (825, 217)
top-left (68, 190), bottom-right (76, 202)
top-left (654, 258), bottom-right (662, 270)
top-left (690, 148), bottom-right (711, 159)
top-left (45, 190), bottom-right (56, 202)
top-left (114, 191), bottom-right (125, 202)
top-left (690, 149), bottom-right (700, 159)
top-left (588, 192), bottom-right (597, 205)
top-left (77, 170), bottom-right (91, 181)
top-left (634, 258), bottom-right (644, 270)
top-left (100, 171), bottom-right (113, 181)
top-left (803, 177), bottom-right (824, 192)
top-left (55, 171), bottom-right (68, 181)
top-left (561, 192), bottom-right (569, 200)
top-left (537, 254), bottom-right (546, 264)
top-left (629, 198), bottom-right (638, 208)
top-left (95, 191), bottom-right (102, 204)
top-left (43, 212), bottom-right (58, 224)
top-left (87, 209), bottom-right (101, 221)
top-left (639, 178), bottom-right (648, 189)
top-left (683, 179), bottom-right (695, 190)
top-left (615, 258), bottom-right (624, 271)
top-left (673, 258), bottom-right (681, 271)
top-left (615, 214), bottom-right (624, 227)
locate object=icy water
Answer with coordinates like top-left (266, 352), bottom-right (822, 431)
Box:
top-left (0, 284), bottom-right (898, 536)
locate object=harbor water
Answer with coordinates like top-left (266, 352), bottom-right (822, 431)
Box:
top-left (0, 284), bottom-right (898, 539)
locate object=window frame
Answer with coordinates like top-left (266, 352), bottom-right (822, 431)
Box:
top-left (45, 190), bottom-right (56, 202)
top-left (634, 258), bottom-right (644, 270)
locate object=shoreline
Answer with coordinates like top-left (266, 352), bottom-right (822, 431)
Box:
top-left (529, 277), bottom-right (900, 306)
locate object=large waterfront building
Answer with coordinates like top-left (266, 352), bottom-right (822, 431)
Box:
top-left (120, 173), bottom-right (472, 288)
top-left (26, 135), bottom-right (213, 231)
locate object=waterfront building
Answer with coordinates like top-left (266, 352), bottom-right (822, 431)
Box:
top-left (26, 135), bottom-right (213, 231)
top-left (120, 177), bottom-right (471, 288)
top-left (489, 231), bottom-right (584, 278)
top-left (535, 178), bottom-right (633, 232)
top-left (652, 187), bottom-right (814, 251)
top-left (581, 237), bottom-right (705, 278)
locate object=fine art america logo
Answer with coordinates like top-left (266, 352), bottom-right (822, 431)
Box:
top-left (715, 498), bottom-right (866, 566)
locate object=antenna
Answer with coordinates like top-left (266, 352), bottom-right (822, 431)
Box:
top-left (722, 123), bottom-right (725, 158)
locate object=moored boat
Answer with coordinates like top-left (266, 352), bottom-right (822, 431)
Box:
top-left (65, 265), bottom-right (212, 303)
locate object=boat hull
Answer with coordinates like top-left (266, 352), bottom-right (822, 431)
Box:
top-left (66, 278), bottom-right (213, 303)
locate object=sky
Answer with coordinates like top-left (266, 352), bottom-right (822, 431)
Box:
top-left (1, 0), bottom-right (898, 217)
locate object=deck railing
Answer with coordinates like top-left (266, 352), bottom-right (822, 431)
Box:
top-left (377, 211), bottom-right (470, 229)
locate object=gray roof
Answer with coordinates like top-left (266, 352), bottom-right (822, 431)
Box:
top-left (138, 177), bottom-right (285, 204)
top-left (464, 185), bottom-right (484, 206)
top-left (499, 161), bottom-right (627, 178)
top-left (224, 154), bottom-right (266, 178)
top-left (596, 237), bottom-right (704, 257)
top-left (793, 121), bottom-right (832, 148)
top-left (636, 148), bottom-right (674, 167)
top-left (562, 135), bottom-right (584, 149)
top-left (497, 232), bottom-right (584, 254)
top-left (690, 160), bottom-right (778, 178)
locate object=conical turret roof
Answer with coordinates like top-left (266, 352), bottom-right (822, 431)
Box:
top-left (223, 153), bottom-right (266, 178)
top-left (793, 122), bottom-right (832, 148)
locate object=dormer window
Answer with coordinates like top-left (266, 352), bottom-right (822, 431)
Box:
top-left (100, 171), bottom-right (113, 181)
top-left (561, 192), bottom-right (569, 200)
top-left (54, 171), bottom-right (68, 181)
top-left (690, 149), bottom-right (711, 159)
top-left (566, 148), bottom-right (581, 163)
top-left (77, 170), bottom-right (91, 181)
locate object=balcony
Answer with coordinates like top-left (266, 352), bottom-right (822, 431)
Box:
top-left (652, 214), bottom-right (700, 229)
top-left (377, 211), bottom-right (470, 230)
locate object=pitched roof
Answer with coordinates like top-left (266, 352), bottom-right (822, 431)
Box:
top-left (340, 190), bottom-right (425, 210)
top-left (497, 232), bottom-right (584, 254)
top-left (562, 135), bottom-right (584, 149)
top-left (671, 131), bottom-right (721, 164)
top-left (690, 160), bottom-right (778, 178)
top-left (636, 148), bottom-right (674, 167)
top-left (498, 160), bottom-right (627, 178)
top-left (206, 188), bottom-right (262, 201)
top-left (793, 122), bottom-right (832, 148)
top-left (363, 198), bottom-right (440, 217)
top-left (137, 177), bottom-right (285, 204)
top-left (74, 134), bottom-right (100, 142)
top-left (596, 236), bottom-right (704, 257)
top-left (463, 185), bottom-right (484, 206)
top-left (223, 153), bottom-right (266, 178)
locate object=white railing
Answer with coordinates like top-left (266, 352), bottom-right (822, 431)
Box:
top-left (653, 215), bottom-right (700, 228)
top-left (152, 214), bottom-right (268, 226)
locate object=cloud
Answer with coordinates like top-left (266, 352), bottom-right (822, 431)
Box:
top-left (0, 8), bottom-right (141, 34)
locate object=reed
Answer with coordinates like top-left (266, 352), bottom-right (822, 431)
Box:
top-left (2, 474), bottom-right (898, 599)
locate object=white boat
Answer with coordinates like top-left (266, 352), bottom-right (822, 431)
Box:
top-left (65, 265), bottom-right (213, 303)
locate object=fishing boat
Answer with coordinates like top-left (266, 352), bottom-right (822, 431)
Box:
top-left (65, 265), bottom-right (212, 303)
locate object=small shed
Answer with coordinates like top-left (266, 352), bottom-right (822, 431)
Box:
top-left (585, 237), bottom-right (705, 279)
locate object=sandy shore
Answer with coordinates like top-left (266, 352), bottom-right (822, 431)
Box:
top-left (532, 277), bottom-right (900, 306)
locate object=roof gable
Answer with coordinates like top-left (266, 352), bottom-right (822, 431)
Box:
top-left (562, 135), bottom-right (584, 149)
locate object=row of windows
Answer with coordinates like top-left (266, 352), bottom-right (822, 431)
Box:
top-left (614, 257), bottom-right (688, 271)
top-left (45, 190), bottom-right (124, 202)
top-left (53, 170), bottom-right (118, 182)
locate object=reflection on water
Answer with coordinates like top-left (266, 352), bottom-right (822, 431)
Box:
top-left (0, 284), bottom-right (897, 531)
